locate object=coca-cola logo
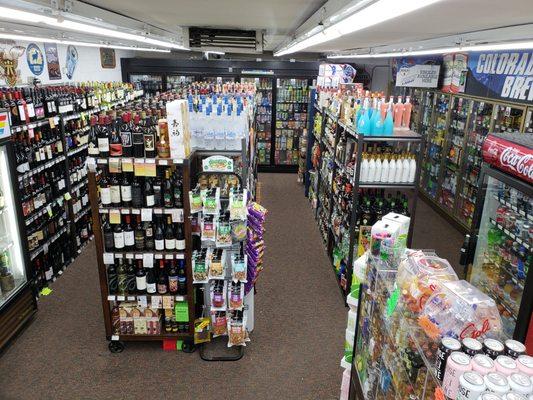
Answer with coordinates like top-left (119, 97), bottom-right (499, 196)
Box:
top-left (500, 147), bottom-right (533, 180)
top-left (460, 319), bottom-right (490, 339)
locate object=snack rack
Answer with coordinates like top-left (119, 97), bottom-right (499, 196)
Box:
top-left (87, 156), bottom-right (196, 353)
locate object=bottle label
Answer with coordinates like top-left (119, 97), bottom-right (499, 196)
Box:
top-left (124, 231), bottom-right (135, 246)
top-left (88, 142), bottom-right (99, 155)
top-left (27, 103), bottom-right (35, 118)
top-left (168, 276), bottom-right (178, 293)
top-left (144, 134), bottom-right (155, 151)
top-left (18, 105), bottom-right (27, 122)
top-left (98, 138), bottom-right (109, 152)
top-left (165, 239), bottom-right (175, 250)
top-left (121, 131), bottom-right (132, 148)
top-left (45, 267), bottom-right (53, 281)
top-left (175, 239), bottom-right (186, 250)
top-left (136, 276), bottom-right (147, 291)
top-left (110, 186), bottom-right (121, 204)
top-left (114, 232), bottom-right (124, 249)
top-left (121, 186), bottom-right (132, 202)
top-left (146, 282), bottom-right (156, 293)
top-left (145, 227), bottom-right (153, 237)
top-left (100, 187), bottom-right (111, 204)
top-left (157, 283), bottom-right (167, 294)
top-left (155, 239), bottom-right (164, 250)
top-left (104, 233), bottom-right (114, 250)
top-left (146, 194), bottom-right (155, 207)
top-left (109, 143), bottom-right (123, 156)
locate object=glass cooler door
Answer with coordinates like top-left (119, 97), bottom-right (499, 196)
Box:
top-left (469, 170), bottom-right (532, 339)
top-left (0, 144), bottom-right (28, 308)
top-left (275, 78), bottom-right (310, 166)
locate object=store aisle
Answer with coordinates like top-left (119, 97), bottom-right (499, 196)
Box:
top-left (0, 173), bottom-right (347, 400)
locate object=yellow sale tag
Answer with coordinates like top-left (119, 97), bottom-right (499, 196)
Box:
top-left (134, 162), bottom-right (145, 176)
top-left (122, 158), bottom-right (134, 172)
top-left (109, 209), bottom-right (121, 224)
top-left (144, 163), bottom-right (156, 177)
top-left (109, 158), bottom-right (121, 174)
top-left (48, 117), bottom-right (55, 129)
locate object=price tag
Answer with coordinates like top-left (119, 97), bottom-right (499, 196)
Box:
top-left (137, 296), bottom-right (147, 308)
top-left (135, 254), bottom-right (143, 260)
top-left (145, 159), bottom-right (156, 164)
top-left (48, 117), bottom-right (56, 129)
top-left (127, 296), bottom-right (136, 301)
top-left (96, 158), bottom-right (108, 165)
top-left (122, 158), bottom-right (134, 172)
top-left (151, 295), bottom-right (162, 309)
top-left (131, 209), bottom-right (141, 215)
top-left (115, 254), bottom-right (123, 259)
top-left (154, 254), bottom-right (163, 259)
top-left (111, 335), bottom-right (119, 341)
top-left (64, 193), bottom-right (72, 201)
top-left (175, 296), bottom-right (185, 302)
top-left (125, 253), bottom-right (134, 259)
top-left (153, 208), bottom-right (163, 214)
top-left (165, 254), bottom-right (173, 260)
top-left (158, 159), bottom-right (168, 166)
top-left (120, 208), bottom-right (130, 215)
top-left (103, 253), bottom-right (114, 264)
top-left (107, 295), bottom-right (116, 301)
top-left (171, 209), bottom-right (184, 223)
top-left (141, 208), bottom-right (153, 221)
top-left (134, 160), bottom-right (145, 176)
top-left (162, 296), bottom-right (174, 309)
top-left (117, 296), bottom-right (125, 301)
top-left (176, 253), bottom-right (185, 260)
top-left (143, 253), bottom-right (154, 268)
top-left (144, 163), bottom-right (156, 177)
top-left (109, 209), bottom-right (121, 224)
top-left (109, 158), bottom-right (121, 174)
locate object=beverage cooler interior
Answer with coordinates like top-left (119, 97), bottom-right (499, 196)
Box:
top-left (469, 172), bottom-right (532, 339)
top-left (0, 145), bottom-right (27, 308)
top-left (129, 75), bottom-right (163, 95)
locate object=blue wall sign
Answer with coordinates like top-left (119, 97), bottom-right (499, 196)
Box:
top-left (26, 43), bottom-right (44, 76)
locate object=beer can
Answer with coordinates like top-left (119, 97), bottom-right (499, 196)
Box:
top-left (463, 337), bottom-right (483, 356)
top-left (457, 371), bottom-right (487, 400)
top-left (435, 337), bottom-right (462, 382)
top-left (479, 394), bottom-right (503, 400)
top-left (484, 372), bottom-right (511, 395)
top-left (473, 354), bottom-right (497, 375)
top-left (508, 373), bottom-right (533, 395)
top-left (496, 355), bottom-right (520, 376)
top-left (505, 340), bottom-right (527, 359)
top-left (484, 338), bottom-right (505, 359)
top-left (503, 393), bottom-right (528, 400)
top-left (443, 351), bottom-right (472, 399)
top-left (517, 355), bottom-right (533, 375)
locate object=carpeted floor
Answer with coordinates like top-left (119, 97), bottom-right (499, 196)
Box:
top-left (0, 173), bottom-right (463, 400)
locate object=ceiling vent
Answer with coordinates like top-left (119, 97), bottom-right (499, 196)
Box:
top-left (188, 27), bottom-right (263, 54)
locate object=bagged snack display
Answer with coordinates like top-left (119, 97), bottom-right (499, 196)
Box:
top-left (208, 249), bottom-right (225, 279)
top-left (201, 215), bottom-right (216, 242)
top-left (192, 250), bottom-right (209, 283)
top-left (210, 279), bottom-right (227, 311)
top-left (229, 188), bottom-right (248, 220)
top-left (231, 250), bottom-right (247, 282)
top-left (418, 280), bottom-right (504, 341)
top-left (228, 281), bottom-right (244, 310)
top-left (230, 220), bottom-right (247, 242)
top-left (397, 251), bottom-right (458, 314)
top-left (216, 216), bottom-right (233, 247)
top-left (202, 187), bottom-right (220, 215)
top-left (227, 310), bottom-right (247, 347)
top-left (189, 187), bottom-right (203, 214)
top-left (211, 311), bottom-right (227, 337)
top-left (245, 202), bottom-right (267, 294)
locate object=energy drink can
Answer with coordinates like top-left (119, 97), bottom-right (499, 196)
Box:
top-left (484, 338), bottom-right (505, 359)
top-left (443, 351), bottom-right (472, 399)
top-left (436, 337), bottom-right (462, 382)
top-left (505, 340), bottom-right (526, 359)
top-left (457, 371), bottom-right (487, 400)
top-left (462, 337), bottom-right (483, 356)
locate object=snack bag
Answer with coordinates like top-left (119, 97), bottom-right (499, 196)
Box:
top-left (229, 188), bottom-right (248, 220)
top-left (201, 215), bottom-right (216, 242)
top-left (194, 317), bottom-right (211, 344)
top-left (208, 249), bottom-right (225, 279)
top-left (211, 311), bottom-right (227, 337)
top-left (189, 187), bottom-right (203, 214)
top-left (231, 251), bottom-right (247, 282)
top-left (227, 311), bottom-right (248, 347)
top-left (192, 250), bottom-right (208, 284)
top-left (202, 187), bottom-right (220, 215)
top-left (216, 217), bottom-right (233, 247)
top-left (210, 279), bottom-right (227, 310)
top-left (228, 281), bottom-right (244, 310)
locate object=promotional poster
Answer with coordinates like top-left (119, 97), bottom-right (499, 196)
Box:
top-left (466, 50), bottom-right (533, 104)
top-left (44, 42), bottom-right (61, 80)
top-left (26, 43), bottom-right (44, 76)
top-left (65, 45), bottom-right (78, 79)
top-left (392, 56), bottom-right (442, 88)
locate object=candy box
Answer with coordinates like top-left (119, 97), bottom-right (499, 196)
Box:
top-left (383, 212), bottom-right (410, 243)
top-left (418, 280), bottom-right (503, 341)
top-left (370, 219), bottom-right (403, 264)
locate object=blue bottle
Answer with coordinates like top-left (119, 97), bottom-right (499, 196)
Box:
top-left (383, 107), bottom-right (394, 136)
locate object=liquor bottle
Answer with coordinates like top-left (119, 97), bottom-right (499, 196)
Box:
top-left (173, 170), bottom-right (183, 208)
top-left (144, 177), bottom-right (154, 207)
top-left (113, 218), bottom-right (124, 250)
top-left (153, 169), bottom-right (162, 207)
top-left (97, 115), bottom-right (110, 157)
top-left (120, 173), bottom-right (132, 207)
top-left (167, 260), bottom-right (178, 294)
top-left (135, 260), bottom-right (147, 294)
top-left (134, 215), bottom-right (144, 250)
top-left (132, 114), bottom-right (144, 158)
top-left (157, 260), bottom-right (168, 294)
top-left (175, 223), bottom-right (185, 250)
top-left (131, 176), bottom-right (143, 208)
top-left (164, 216), bottom-right (175, 250)
top-left (155, 216), bottom-right (165, 251)
top-left (16, 90), bottom-right (28, 124)
top-left (125, 259), bottom-right (136, 294)
top-left (116, 260), bottom-right (127, 295)
top-left (109, 172), bottom-right (121, 206)
top-left (177, 259), bottom-right (187, 295)
top-left (111, 302), bottom-right (120, 335)
top-left (109, 122), bottom-right (123, 157)
top-left (102, 215), bottom-right (114, 251)
top-left (163, 170), bottom-right (174, 208)
top-left (120, 113), bottom-right (132, 157)
top-left (143, 113), bottom-right (156, 158)
top-left (107, 263), bottom-right (118, 294)
top-left (156, 119), bottom-right (170, 158)
top-left (144, 220), bottom-right (154, 250)
top-left (123, 215), bottom-right (134, 250)
top-left (146, 267), bottom-right (156, 294)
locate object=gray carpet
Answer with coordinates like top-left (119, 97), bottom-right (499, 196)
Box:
top-left (0, 173), bottom-right (462, 400)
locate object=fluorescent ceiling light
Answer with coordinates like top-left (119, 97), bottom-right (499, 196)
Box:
top-left (0, 6), bottom-right (188, 50)
top-left (327, 40), bottom-right (533, 58)
top-left (0, 33), bottom-right (171, 52)
top-left (275, 0), bottom-right (442, 56)
top-left (276, 29), bottom-right (341, 57)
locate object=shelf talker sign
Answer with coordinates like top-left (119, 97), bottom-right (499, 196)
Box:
top-left (0, 110), bottom-right (10, 139)
top-left (166, 99), bottom-right (190, 159)
top-left (396, 64), bottom-right (440, 88)
top-left (202, 156), bottom-right (234, 173)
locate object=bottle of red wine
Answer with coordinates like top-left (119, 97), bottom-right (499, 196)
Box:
top-left (120, 113), bottom-right (133, 157)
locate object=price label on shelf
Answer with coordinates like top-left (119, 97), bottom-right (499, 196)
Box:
top-left (109, 158), bottom-right (121, 174)
top-left (103, 253), bottom-right (114, 264)
top-left (165, 254), bottom-right (173, 260)
top-left (131, 209), bottom-right (141, 215)
top-left (176, 253), bottom-right (185, 260)
top-left (137, 296), bottom-right (147, 308)
top-left (141, 208), bottom-right (153, 222)
top-left (125, 253), bottom-right (134, 259)
top-left (48, 117), bottom-right (56, 129)
top-left (151, 295), bottom-right (162, 309)
top-left (144, 163), bottom-right (156, 177)
top-left (171, 209), bottom-right (184, 223)
top-left (117, 296), bottom-right (125, 301)
top-left (111, 335), bottom-right (119, 341)
top-left (127, 296), bottom-right (136, 301)
top-left (143, 253), bottom-right (154, 268)
top-left (107, 295), bottom-right (116, 301)
top-left (120, 208), bottom-right (130, 215)
top-left (122, 158), bottom-right (133, 172)
top-left (154, 254), bottom-right (163, 259)
top-left (134, 159), bottom-right (145, 176)
top-left (158, 159), bottom-right (168, 166)
top-left (153, 208), bottom-right (163, 214)
top-left (145, 159), bottom-right (155, 164)
top-left (162, 296), bottom-right (174, 309)
top-left (109, 209), bottom-right (121, 224)
top-left (135, 254), bottom-right (143, 260)
top-left (64, 193), bottom-right (72, 201)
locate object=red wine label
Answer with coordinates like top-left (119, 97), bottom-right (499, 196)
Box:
top-left (110, 143), bottom-right (123, 156)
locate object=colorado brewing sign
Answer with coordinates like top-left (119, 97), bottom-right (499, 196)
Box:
top-left (396, 64), bottom-right (440, 87)
top-left (467, 50), bottom-right (533, 104)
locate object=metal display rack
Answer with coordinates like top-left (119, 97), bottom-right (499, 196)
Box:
top-left (307, 105), bottom-right (423, 298)
top-left (408, 89), bottom-right (533, 234)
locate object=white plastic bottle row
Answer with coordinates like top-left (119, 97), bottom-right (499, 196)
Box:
top-left (360, 154), bottom-right (417, 184)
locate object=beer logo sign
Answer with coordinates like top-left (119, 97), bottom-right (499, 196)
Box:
top-left (26, 43), bottom-right (44, 76)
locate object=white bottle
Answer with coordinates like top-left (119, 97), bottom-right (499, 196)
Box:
top-left (408, 155), bottom-right (417, 183)
top-left (367, 156), bottom-right (376, 183)
top-left (374, 156), bottom-right (382, 183)
top-left (380, 156), bottom-right (389, 182)
top-left (401, 155), bottom-right (410, 182)
top-left (394, 155), bottom-right (403, 183)
top-left (360, 153), bottom-right (369, 182)
top-left (388, 156), bottom-right (397, 183)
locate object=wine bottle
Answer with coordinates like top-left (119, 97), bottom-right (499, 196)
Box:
top-left (120, 113), bottom-right (133, 157)
top-left (135, 260), bottom-right (147, 294)
top-left (123, 215), bottom-right (134, 250)
top-left (175, 223), bottom-right (185, 251)
top-left (164, 216), bottom-right (175, 250)
top-left (120, 173), bottom-right (132, 207)
top-left (154, 216), bottom-right (164, 251)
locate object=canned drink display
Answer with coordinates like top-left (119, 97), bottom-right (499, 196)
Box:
top-left (435, 337), bottom-right (462, 382)
top-left (505, 340), bottom-right (527, 358)
top-left (507, 373), bottom-right (533, 395)
top-left (484, 372), bottom-right (511, 395)
top-left (443, 351), bottom-right (472, 399)
top-left (496, 355), bottom-right (520, 376)
top-left (473, 354), bottom-right (497, 375)
top-left (457, 371), bottom-right (487, 400)
top-left (516, 355), bottom-right (533, 376)
top-left (484, 339), bottom-right (506, 359)
top-left (463, 337), bottom-right (483, 356)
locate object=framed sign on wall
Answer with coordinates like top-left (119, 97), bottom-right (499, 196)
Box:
top-left (100, 48), bottom-right (116, 69)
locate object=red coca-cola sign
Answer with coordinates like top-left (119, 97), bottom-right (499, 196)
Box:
top-left (482, 134), bottom-right (533, 184)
